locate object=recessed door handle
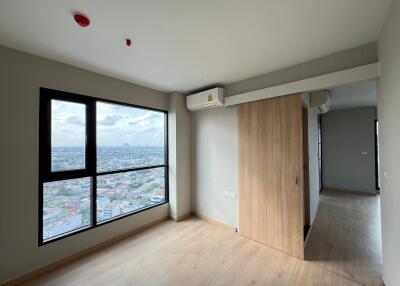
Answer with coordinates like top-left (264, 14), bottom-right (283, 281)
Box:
top-left (295, 176), bottom-right (300, 185)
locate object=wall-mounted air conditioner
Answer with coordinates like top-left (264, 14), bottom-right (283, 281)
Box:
top-left (186, 87), bottom-right (224, 111)
top-left (310, 90), bottom-right (330, 114)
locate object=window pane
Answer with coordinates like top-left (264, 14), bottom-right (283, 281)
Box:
top-left (43, 177), bottom-right (91, 241)
top-left (51, 100), bottom-right (86, 172)
top-left (96, 167), bottom-right (165, 223)
top-left (97, 102), bottom-right (165, 172)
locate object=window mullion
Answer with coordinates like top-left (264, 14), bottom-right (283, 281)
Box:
top-left (87, 100), bottom-right (97, 226)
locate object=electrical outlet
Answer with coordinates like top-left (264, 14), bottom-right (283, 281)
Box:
top-left (224, 191), bottom-right (238, 198)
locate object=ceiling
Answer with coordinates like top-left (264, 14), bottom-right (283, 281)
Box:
top-left (329, 80), bottom-right (377, 110)
top-left (0, 0), bottom-right (392, 93)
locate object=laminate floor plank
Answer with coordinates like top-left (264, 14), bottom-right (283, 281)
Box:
top-left (17, 189), bottom-right (381, 286)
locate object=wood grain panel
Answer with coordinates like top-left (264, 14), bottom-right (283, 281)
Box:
top-left (238, 93), bottom-right (304, 259)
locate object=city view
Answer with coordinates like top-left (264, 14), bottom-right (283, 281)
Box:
top-left (97, 167), bottom-right (165, 222)
top-left (43, 146), bottom-right (166, 241)
top-left (45, 100), bottom-right (166, 241)
top-left (97, 145), bottom-right (165, 172)
top-left (51, 145), bottom-right (165, 172)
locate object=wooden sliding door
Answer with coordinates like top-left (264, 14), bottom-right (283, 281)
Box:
top-left (238, 93), bottom-right (305, 259)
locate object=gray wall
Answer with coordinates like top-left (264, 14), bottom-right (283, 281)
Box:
top-left (321, 107), bottom-right (377, 193)
top-left (378, 0), bottom-right (400, 284)
top-left (0, 46), bottom-right (169, 284)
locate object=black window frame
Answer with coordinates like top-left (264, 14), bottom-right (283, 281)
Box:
top-left (39, 88), bottom-right (169, 246)
top-left (374, 119), bottom-right (380, 191)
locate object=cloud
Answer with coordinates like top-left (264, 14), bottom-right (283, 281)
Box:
top-left (95, 107), bottom-right (165, 146)
top-left (97, 114), bottom-right (122, 126)
top-left (128, 112), bottom-right (153, 125)
top-left (65, 115), bottom-right (85, 126)
top-left (127, 112), bottom-right (164, 132)
top-left (127, 120), bottom-right (163, 134)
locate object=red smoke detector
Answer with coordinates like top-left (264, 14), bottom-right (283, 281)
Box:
top-left (126, 38), bottom-right (132, 47)
top-left (74, 14), bottom-right (90, 27)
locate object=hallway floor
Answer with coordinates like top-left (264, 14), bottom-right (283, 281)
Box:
top-left (305, 189), bottom-right (382, 286)
top-left (17, 189), bottom-right (382, 286)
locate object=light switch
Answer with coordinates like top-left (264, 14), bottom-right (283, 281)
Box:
top-left (361, 151), bottom-right (368, 155)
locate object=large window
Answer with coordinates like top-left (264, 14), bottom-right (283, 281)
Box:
top-left (39, 88), bottom-right (168, 244)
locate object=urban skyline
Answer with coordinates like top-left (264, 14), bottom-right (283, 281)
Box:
top-left (44, 146), bottom-right (166, 241)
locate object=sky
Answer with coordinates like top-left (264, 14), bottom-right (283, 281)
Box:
top-left (51, 100), bottom-right (165, 147)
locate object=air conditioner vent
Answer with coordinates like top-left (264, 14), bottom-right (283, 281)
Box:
top-left (186, 88), bottom-right (224, 111)
top-left (310, 90), bottom-right (330, 114)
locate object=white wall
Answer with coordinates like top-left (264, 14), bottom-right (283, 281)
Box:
top-left (191, 96), bottom-right (320, 228)
top-left (307, 104), bottom-right (321, 222)
top-left (190, 46), bottom-right (377, 229)
top-left (378, 0), bottom-right (400, 284)
top-left (301, 93), bottom-right (320, 223)
top-left (168, 93), bottom-right (191, 220)
top-left (191, 107), bottom-right (238, 228)
top-left (0, 46), bottom-right (169, 284)
top-left (226, 43), bottom-right (378, 96)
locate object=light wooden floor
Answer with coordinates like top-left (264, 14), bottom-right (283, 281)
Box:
top-left (19, 189), bottom-right (382, 286)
